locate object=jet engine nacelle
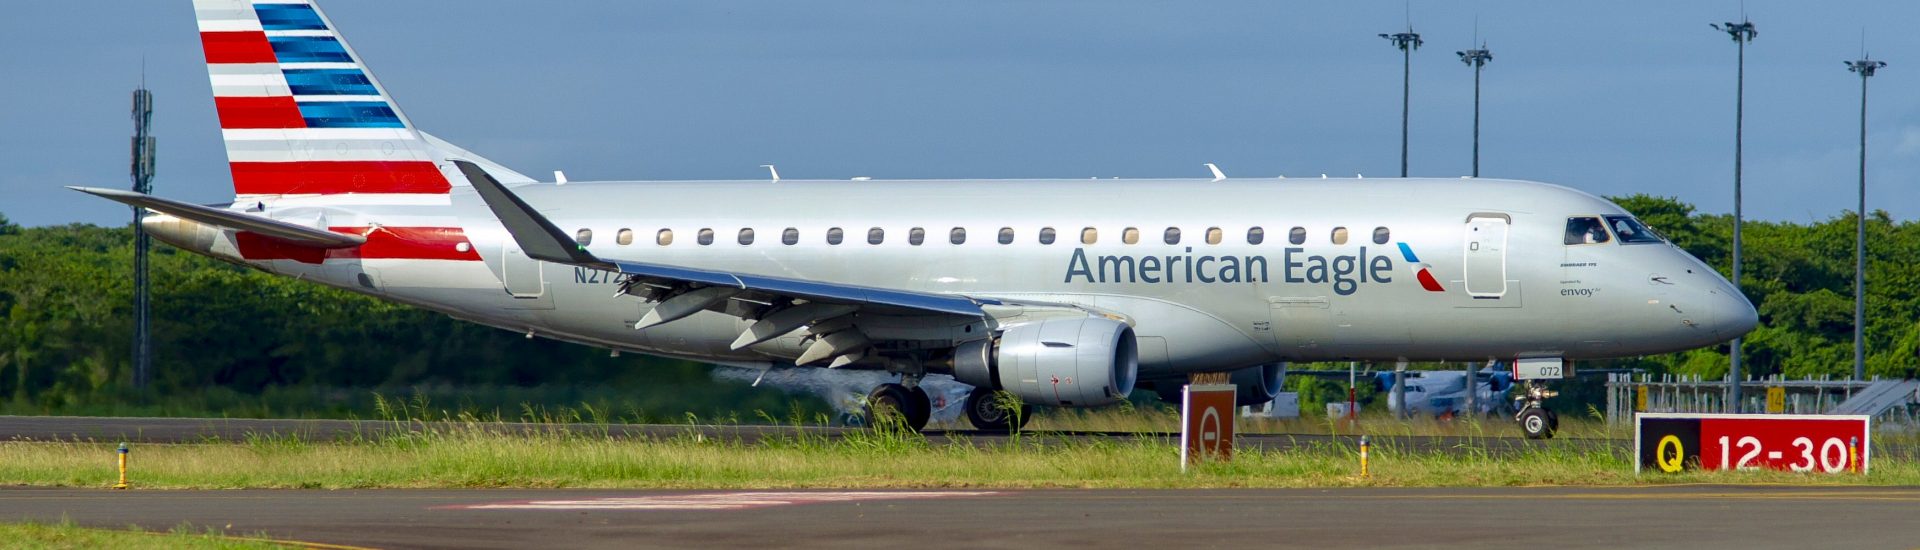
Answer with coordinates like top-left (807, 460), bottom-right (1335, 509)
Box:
top-left (952, 317), bottom-right (1139, 407)
top-left (1228, 362), bottom-right (1288, 406)
top-left (1140, 362), bottom-right (1288, 406)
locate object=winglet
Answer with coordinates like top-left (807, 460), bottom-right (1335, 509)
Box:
top-left (457, 160), bottom-right (612, 269)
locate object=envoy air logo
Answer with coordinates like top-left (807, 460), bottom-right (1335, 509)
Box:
top-left (1062, 242), bottom-right (1449, 296)
top-left (1395, 243), bottom-right (1446, 292)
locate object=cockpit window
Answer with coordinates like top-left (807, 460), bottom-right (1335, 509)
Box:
top-left (1564, 217), bottom-right (1610, 245)
top-left (1604, 215), bottom-right (1664, 244)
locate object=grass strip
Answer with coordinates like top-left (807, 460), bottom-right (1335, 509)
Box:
top-left (3, 420), bottom-right (1916, 489)
top-left (0, 520), bottom-right (291, 549)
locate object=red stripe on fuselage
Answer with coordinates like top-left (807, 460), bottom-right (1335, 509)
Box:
top-left (230, 161), bottom-right (452, 195)
top-left (236, 226), bottom-right (481, 264)
top-left (200, 31), bottom-right (278, 64)
top-left (214, 96), bottom-right (307, 129)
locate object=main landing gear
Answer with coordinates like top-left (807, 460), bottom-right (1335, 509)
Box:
top-left (964, 389), bottom-right (1031, 434)
top-left (866, 382), bottom-right (932, 432)
top-left (1513, 381), bottom-right (1560, 439)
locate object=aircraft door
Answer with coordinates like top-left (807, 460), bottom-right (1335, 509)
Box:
top-left (1268, 297), bottom-right (1332, 357)
top-left (502, 241), bottom-right (545, 298)
top-left (1463, 214), bottom-right (1509, 297)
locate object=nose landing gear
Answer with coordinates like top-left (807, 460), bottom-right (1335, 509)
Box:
top-left (1513, 381), bottom-right (1560, 439)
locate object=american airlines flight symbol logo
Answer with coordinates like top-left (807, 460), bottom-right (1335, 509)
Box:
top-left (1396, 243), bottom-right (1446, 292)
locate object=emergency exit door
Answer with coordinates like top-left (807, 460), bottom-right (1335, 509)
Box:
top-left (1463, 214), bottom-right (1509, 298)
top-left (502, 241), bottom-right (545, 298)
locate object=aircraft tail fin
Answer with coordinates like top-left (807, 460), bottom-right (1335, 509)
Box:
top-left (191, 0), bottom-right (533, 202)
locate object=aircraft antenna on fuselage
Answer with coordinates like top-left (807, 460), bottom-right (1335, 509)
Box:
top-left (1204, 163), bottom-right (1226, 182)
top-left (761, 164), bottom-right (780, 182)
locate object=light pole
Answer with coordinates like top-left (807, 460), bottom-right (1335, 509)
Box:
top-left (130, 88), bottom-right (156, 390)
top-left (1457, 45), bottom-right (1492, 178)
top-left (1381, 28), bottom-right (1422, 177)
top-left (1711, 19), bottom-right (1755, 412)
top-left (1846, 56), bottom-right (1885, 382)
top-left (1455, 45), bottom-right (1491, 418)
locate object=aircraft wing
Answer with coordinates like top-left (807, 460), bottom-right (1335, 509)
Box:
top-left (459, 161), bottom-right (1007, 366)
top-left (69, 186), bottom-right (367, 248)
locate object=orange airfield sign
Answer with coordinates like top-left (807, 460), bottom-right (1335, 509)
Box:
top-left (1181, 384), bottom-right (1236, 469)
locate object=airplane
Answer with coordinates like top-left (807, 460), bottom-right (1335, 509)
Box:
top-left (74, 0), bottom-right (1757, 434)
top-left (1373, 369), bottom-right (1515, 418)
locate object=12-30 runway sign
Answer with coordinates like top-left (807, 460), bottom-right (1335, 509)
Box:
top-left (1635, 413), bottom-right (1871, 473)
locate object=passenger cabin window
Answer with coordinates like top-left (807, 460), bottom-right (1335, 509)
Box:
top-left (575, 228), bottom-right (593, 246)
top-left (782, 228), bottom-right (799, 245)
top-left (1372, 226), bottom-right (1390, 245)
top-left (827, 227), bottom-right (844, 245)
top-left (1206, 227), bottom-right (1223, 245)
top-left (1123, 227), bottom-right (1140, 244)
top-left (1289, 227), bottom-right (1306, 245)
top-left (950, 227), bottom-right (967, 245)
top-left (697, 228), bottom-right (714, 246)
top-left (656, 229), bottom-right (674, 246)
top-left (868, 227), bottom-right (885, 245)
top-left (909, 227), bottom-right (926, 246)
top-left (1081, 227), bottom-right (1098, 245)
top-left (998, 227), bottom-right (1015, 245)
top-left (1564, 217), bottom-right (1610, 245)
top-left (1605, 215), bottom-right (1664, 244)
top-left (1039, 227), bottom-right (1056, 244)
top-left (737, 228), bottom-right (755, 245)
top-left (1247, 227), bottom-right (1265, 245)
top-left (1163, 227), bottom-right (1181, 245)
top-left (616, 228), bottom-right (634, 246)
top-left (1331, 227), bottom-right (1349, 245)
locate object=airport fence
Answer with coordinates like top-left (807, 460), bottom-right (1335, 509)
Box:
top-left (1603, 373), bottom-right (1920, 428)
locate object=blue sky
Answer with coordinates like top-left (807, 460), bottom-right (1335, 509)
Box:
top-left (4, 1), bottom-right (1916, 227)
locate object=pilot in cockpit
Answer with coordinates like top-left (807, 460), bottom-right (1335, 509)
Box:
top-left (1564, 217), bottom-right (1611, 245)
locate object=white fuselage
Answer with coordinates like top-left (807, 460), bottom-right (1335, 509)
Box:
top-left (188, 177), bottom-right (1754, 380)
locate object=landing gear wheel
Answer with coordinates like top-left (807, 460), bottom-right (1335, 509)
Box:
top-left (905, 386), bottom-right (932, 432)
top-left (1546, 409), bottom-right (1560, 432)
top-left (964, 389), bottom-right (1031, 433)
top-left (1519, 408), bottom-right (1555, 439)
top-left (866, 383), bottom-right (930, 432)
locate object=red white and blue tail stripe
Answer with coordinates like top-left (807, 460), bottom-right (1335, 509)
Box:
top-left (193, 0), bottom-right (531, 200)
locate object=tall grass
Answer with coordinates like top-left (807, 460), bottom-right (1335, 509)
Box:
top-left (3, 403), bottom-right (1914, 490)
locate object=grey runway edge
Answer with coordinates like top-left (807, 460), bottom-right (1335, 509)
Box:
top-left (4, 487), bottom-right (1919, 549)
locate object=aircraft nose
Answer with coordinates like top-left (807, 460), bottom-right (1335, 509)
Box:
top-left (1709, 280), bottom-right (1758, 340)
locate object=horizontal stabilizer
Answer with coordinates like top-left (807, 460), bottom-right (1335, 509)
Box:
top-left (68, 186), bottom-right (365, 248)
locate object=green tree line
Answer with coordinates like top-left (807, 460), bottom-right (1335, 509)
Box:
top-left (0, 211), bottom-right (817, 419)
top-left (0, 196), bottom-right (1915, 418)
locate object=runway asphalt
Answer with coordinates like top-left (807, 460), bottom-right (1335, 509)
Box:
top-left (5, 486), bottom-right (1919, 549)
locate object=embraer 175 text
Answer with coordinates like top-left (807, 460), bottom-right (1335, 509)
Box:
top-left (75, 0), bottom-right (1757, 433)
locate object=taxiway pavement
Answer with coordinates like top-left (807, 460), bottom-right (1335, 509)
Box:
top-left (4, 486), bottom-right (1917, 549)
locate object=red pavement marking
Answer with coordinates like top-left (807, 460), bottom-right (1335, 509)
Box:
top-left (442, 491), bottom-right (1003, 511)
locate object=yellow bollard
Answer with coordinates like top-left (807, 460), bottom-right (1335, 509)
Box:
top-left (1359, 435), bottom-right (1370, 478)
top-left (112, 443), bottom-right (129, 490)
top-left (1850, 437), bottom-right (1860, 474)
